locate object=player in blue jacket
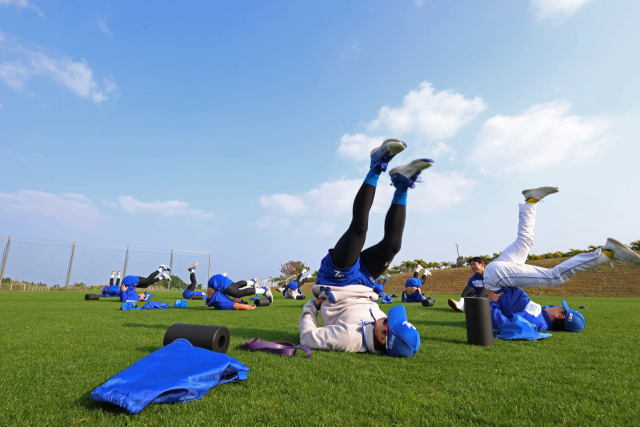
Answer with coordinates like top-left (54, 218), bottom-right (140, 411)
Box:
top-left (402, 268), bottom-right (430, 302)
top-left (284, 270), bottom-right (309, 299)
top-left (101, 271), bottom-right (122, 297)
top-left (205, 273), bottom-right (273, 310)
top-left (373, 274), bottom-right (390, 296)
top-left (182, 264), bottom-right (205, 299)
top-left (488, 287), bottom-right (585, 332)
top-left (448, 256), bottom-right (487, 312)
top-left (119, 265), bottom-right (171, 302)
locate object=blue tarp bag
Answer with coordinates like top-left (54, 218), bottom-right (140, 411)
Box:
top-left (141, 302), bottom-right (170, 310)
top-left (121, 302), bottom-right (140, 311)
top-left (497, 315), bottom-right (552, 341)
top-left (91, 339), bottom-right (250, 414)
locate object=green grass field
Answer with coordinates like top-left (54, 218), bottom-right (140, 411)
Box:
top-left (1, 291), bottom-right (639, 426)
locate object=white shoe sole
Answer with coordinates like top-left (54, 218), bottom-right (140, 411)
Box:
top-left (389, 159), bottom-right (434, 179)
top-left (188, 263), bottom-right (198, 271)
top-left (603, 238), bottom-right (640, 266)
top-left (370, 138), bottom-right (406, 157)
top-left (448, 298), bottom-right (464, 313)
top-left (522, 187), bottom-right (559, 202)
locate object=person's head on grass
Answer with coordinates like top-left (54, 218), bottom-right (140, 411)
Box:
top-left (370, 305), bottom-right (420, 357)
top-left (469, 257), bottom-right (485, 275)
top-left (545, 301), bottom-right (586, 332)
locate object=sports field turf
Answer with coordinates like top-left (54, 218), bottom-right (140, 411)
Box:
top-left (1, 292), bottom-right (638, 426)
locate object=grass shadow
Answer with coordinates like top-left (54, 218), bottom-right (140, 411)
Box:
top-left (76, 389), bottom-right (131, 415)
top-left (412, 319), bottom-right (466, 329)
top-left (121, 323), bottom-right (169, 330)
top-left (231, 328), bottom-right (301, 345)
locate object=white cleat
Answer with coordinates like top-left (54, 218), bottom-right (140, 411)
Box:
top-left (522, 187), bottom-right (559, 202)
top-left (370, 138), bottom-right (407, 172)
top-left (159, 264), bottom-right (171, 272)
top-left (159, 273), bottom-right (171, 281)
top-left (264, 287), bottom-right (273, 303)
top-left (389, 158), bottom-right (435, 187)
top-left (603, 238), bottom-right (640, 267)
top-left (425, 270), bottom-right (432, 277)
top-left (447, 298), bottom-right (464, 313)
top-left (188, 263), bottom-right (198, 271)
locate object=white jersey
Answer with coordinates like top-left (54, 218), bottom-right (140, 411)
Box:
top-left (299, 284), bottom-right (385, 353)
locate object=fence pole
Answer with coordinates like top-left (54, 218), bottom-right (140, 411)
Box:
top-left (65, 242), bottom-right (76, 291)
top-left (123, 246), bottom-right (129, 277)
top-left (169, 249), bottom-right (173, 290)
top-left (0, 236), bottom-right (11, 291)
top-left (208, 253), bottom-right (211, 281)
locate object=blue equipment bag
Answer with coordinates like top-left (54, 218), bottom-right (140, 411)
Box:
top-left (91, 339), bottom-right (250, 414)
top-left (142, 302), bottom-right (170, 310)
top-left (497, 315), bottom-right (553, 341)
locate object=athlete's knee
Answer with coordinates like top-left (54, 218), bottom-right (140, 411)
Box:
top-left (384, 238), bottom-right (402, 257)
top-left (348, 219), bottom-right (368, 237)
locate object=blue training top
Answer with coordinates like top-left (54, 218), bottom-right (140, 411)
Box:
top-left (405, 277), bottom-right (422, 288)
top-left (182, 289), bottom-right (204, 299)
top-left (121, 288), bottom-right (139, 302)
top-left (205, 291), bottom-right (235, 310)
top-left (121, 275), bottom-right (139, 288)
top-left (316, 251), bottom-right (377, 288)
top-left (208, 274), bottom-right (233, 292)
top-left (490, 287), bottom-right (555, 332)
top-left (466, 273), bottom-right (484, 295)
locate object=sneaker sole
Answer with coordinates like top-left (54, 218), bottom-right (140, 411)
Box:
top-left (605, 238), bottom-right (640, 266)
top-left (522, 187), bottom-right (559, 201)
top-left (370, 138), bottom-right (407, 157)
top-left (448, 298), bottom-right (463, 313)
top-left (389, 159), bottom-right (435, 181)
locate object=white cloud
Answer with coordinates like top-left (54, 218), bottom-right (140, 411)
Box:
top-left (249, 216), bottom-right (292, 229)
top-left (530, 0), bottom-right (595, 20)
top-left (0, 190), bottom-right (104, 228)
top-left (0, 34), bottom-right (116, 103)
top-left (117, 196), bottom-right (214, 219)
top-left (430, 141), bottom-right (456, 161)
top-left (414, 0), bottom-right (423, 7)
top-left (337, 133), bottom-right (383, 162)
top-left (409, 171), bottom-right (477, 212)
top-left (97, 17), bottom-right (111, 36)
top-left (341, 42), bottom-right (361, 60)
top-left (366, 81), bottom-right (486, 141)
top-left (469, 101), bottom-right (609, 176)
top-left (259, 194), bottom-right (309, 215)
top-left (0, 0), bottom-right (43, 16)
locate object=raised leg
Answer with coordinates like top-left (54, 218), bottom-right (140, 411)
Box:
top-left (494, 203), bottom-right (537, 265)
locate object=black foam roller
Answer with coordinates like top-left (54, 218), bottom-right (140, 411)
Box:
top-left (464, 297), bottom-right (493, 346)
top-left (163, 324), bottom-right (230, 353)
top-left (255, 298), bottom-right (271, 307)
top-left (421, 297), bottom-right (435, 307)
top-left (296, 295), bottom-right (306, 300)
top-left (85, 294), bottom-right (100, 301)
top-left (191, 294), bottom-right (204, 300)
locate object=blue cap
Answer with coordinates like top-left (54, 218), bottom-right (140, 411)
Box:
top-left (120, 302), bottom-right (140, 311)
top-left (386, 305), bottom-right (420, 357)
top-left (562, 301), bottom-right (585, 332)
top-left (373, 284), bottom-right (384, 294)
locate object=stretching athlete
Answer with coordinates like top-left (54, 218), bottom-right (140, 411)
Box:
top-left (483, 187), bottom-right (640, 294)
top-left (402, 267), bottom-right (431, 302)
top-left (448, 257), bottom-right (487, 312)
top-left (182, 264), bottom-right (205, 299)
top-left (120, 265), bottom-right (170, 302)
top-left (206, 273), bottom-right (273, 311)
top-left (101, 271), bottom-right (122, 297)
top-left (299, 138), bottom-right (424, 357)
top-left (284, 270), bottom-right (309, 299)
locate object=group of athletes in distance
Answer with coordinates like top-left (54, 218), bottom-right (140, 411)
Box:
top-left (106, 138), bottom-right (640, 358)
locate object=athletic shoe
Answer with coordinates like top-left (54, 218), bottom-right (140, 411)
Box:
top-left (159, 264), bottom-right (171, 272)
top-left (370, 138), bottom-right (407, 172)
top-left (263, 287), bottom-right (273, 303)
top-left (522, 186), bottom-right (559, 202)
top-left (424, 270), bottom-right (432, 277)
top-left (602, 238), bottom-right (640, 267)
top-left (415, 265), bottom-right (424, 274)
top-left (117, 270), bottom-right (121, 276)
top-left (448, 298), bottom-right (464, 312)
top-left (252, 277), bottom-right (259, 287)
top-left (389, 159), bottom-right (435, 188)
top-left (386, 274), bottom-right (391, 280)
top-left (188, 263), bottom-right (198, 271)
top-left (159, 273), bottom-right (171, 281)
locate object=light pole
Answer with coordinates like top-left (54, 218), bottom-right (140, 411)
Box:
top-left (455, 243), bottom-right (460, 258)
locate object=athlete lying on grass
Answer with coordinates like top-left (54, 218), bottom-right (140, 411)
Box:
top-left (182, 264), bottom-right (205, 299)
top-left (284, 270), bottom-right (309, 299)
top-left (402, 267), bottom-right (431, 302)
top-left (101, 271), bottom-right (122, 297)
top-left (205, 273), bottom-right (273, 311)
top-left (488, 286), bottom-right (585, 333)
top-left (481, 186), bottom-right (640, 291)
top-left (299, 138), bottom-right (423, 357)
top-left (119, 265), bottom-right (170, 302)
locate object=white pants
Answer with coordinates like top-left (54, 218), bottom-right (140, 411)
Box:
top-left (285, 288), bottom-right (301, 299)
top-left (484, 203), bottom-right (609, 291)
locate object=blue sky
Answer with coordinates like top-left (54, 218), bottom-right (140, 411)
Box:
top-left (1, 0), bottom-right (639, 282)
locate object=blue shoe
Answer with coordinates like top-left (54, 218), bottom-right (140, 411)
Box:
top-left (188, 263), bottom-right (198, 272)
top-left (263, 287), bottom-right (273, 304)
top-left (389, 158), bottom-right (434, 188)
top-left (159, 264), bottom-right (171, 272)
top-left (370, 138), bottom-right (407, 172)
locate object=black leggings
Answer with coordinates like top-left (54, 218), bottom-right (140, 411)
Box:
top-left (188, 272), bottom-right (197, 292)
top-left (136, 270), bottom-right (160, 288)
top-left (225, 281), bottom-right (256, 299)
top-left (412, 271), bottom-right (428, 285)
top-left (295, 273), bottom-right (309, 287)
top-left (109, 277), bottom-right (121, 286)
top-left (461, 287), bottom-right (487, 298)
top-left (330, 183), bottom-right (405, 279)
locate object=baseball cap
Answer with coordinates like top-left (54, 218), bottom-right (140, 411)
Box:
top-left (386, 305), bottom-right (420, 357)
top-left (562, 301), bottom-right (585, 332)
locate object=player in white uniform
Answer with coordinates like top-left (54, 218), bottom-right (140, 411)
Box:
top-left (483, 187), bottom-right (640, 291)
top-left (299, 138), bottom-right (426, 357)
